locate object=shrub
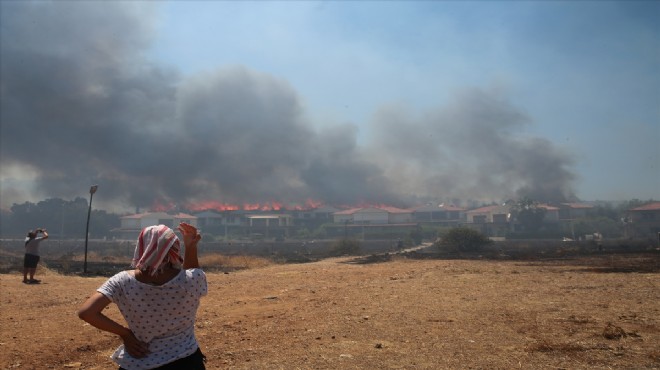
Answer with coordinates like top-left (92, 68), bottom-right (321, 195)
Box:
top-left (409, 227), bottom-right (423, 245)
top-left (329, 238), bottom-right (361, 256)
top-left (438, 227), bottom-right (492, 252)
top-left (199, 253), bottom-right (272, 269)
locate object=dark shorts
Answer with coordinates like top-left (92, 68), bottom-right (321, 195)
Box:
top-left (119, 347), bottom-right (206, 370)
top-left (23, 254), bottom-right (40, 268)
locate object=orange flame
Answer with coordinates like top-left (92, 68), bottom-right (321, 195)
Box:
top-left (186, 201), bottom-right (240, 212)
top-left (182, 198), bottom-right (325, 212)
top-left (149, 198), bottom-right (409, 213)
top-left (150, 199), bottom-right (176, 212)
top-left (242, 201), bottom-right (283, 211)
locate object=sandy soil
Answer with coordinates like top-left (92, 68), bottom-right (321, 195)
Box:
top-left (1, 253), bottom-right (659, 369)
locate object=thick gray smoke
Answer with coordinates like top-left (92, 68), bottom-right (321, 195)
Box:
top-left (1, 2), bottom-right (575, 211)
top-left (366, 89), bottom-right (576, 205)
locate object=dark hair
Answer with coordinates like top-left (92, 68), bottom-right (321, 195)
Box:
top-left (25, 231), bottom-right (37, 246)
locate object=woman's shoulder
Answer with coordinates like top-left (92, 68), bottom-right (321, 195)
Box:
top-left (107, 270), bottom-right (135, 282)
top-left (183, 268), bottom-right (208, 296)
top-left (98, 270), bottom-right (136, 296)
top-left (119, 269), bottom-right (136, 276)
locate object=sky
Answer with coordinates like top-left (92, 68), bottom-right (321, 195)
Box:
top-left (1, 1), bottom-right (658, 213)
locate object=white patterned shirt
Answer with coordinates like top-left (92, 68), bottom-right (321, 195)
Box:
top-left (97, 268), bottom-right (207, 370)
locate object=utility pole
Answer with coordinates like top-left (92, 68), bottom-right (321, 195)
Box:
top-left (83, 185), bottom-right (99, 273)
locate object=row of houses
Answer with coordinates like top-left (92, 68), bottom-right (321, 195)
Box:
top-left (113, 202), bottom-right (660, 240)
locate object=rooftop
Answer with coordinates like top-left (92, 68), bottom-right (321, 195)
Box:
top-left (629, 202), bottom-right (660, 211)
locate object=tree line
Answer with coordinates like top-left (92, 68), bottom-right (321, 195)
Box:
top-left (0, 197), bottom-right (120, 239)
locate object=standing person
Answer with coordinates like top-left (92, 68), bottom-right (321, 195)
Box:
top-left (23, 228), bottom-right (48, 284)
top-left (78, 222), bottom-right (207, 370)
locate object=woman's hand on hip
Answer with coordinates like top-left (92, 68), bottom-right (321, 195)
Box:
top-left (120, 330), bottom-right (150, 358)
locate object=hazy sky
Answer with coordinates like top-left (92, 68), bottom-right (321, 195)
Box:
top-left (1, 1), bottom-right (658, 212)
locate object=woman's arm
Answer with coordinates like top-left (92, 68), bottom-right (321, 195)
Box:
top-left (78, 292), bottom-right (149, 358)
top-left (178, 222), bottom-right (201, 269)
top-left (183, 242), bottom-right (200, 269)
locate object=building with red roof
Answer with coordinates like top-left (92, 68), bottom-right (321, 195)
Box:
top-left (626, 202), bottom-right (660, 239)
top-left (410, 204), bottom-right (466, 225)
top-left (558, 203), bottom-right (595, 220)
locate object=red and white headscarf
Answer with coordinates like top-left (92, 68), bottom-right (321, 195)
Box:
top-left (131, 225), bottom-right (183, 276)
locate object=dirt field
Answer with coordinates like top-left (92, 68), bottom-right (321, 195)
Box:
top-left (1, 253), bottom-right (659, 369)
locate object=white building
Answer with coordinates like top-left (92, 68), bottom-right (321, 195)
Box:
top-left (115, 212), bottom-right (197, 240)
top-left (333, 207), bottom-right (411, 225)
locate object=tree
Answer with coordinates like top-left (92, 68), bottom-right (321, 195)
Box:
top-left (329, 238), bottom-right (361, 256)
top-left (89, 209), bottom-right (120, 238)
top-left (1, 197), bottom-right (119, 238)
top-left (573, 217), bottom-right (623, 239)
top-left (438, 227), bottom-right (492, 252)
top-left (510, 198), bottom-right (547, 233)
top-left (617, 199), bottom-right (653, 213)
top-left (408, 225), bottom-right (423, 245)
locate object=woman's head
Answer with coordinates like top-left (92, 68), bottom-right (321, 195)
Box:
top-left (132, 225), bottom-right (183, 275)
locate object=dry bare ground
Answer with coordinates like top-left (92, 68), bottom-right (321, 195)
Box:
top-left (1, 253), bottom-right (659, 369)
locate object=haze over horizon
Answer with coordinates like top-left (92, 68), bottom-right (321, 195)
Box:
top-left (1, 1), bottom-right (658, 213)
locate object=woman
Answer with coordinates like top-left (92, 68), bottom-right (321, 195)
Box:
top-left (78, 222), bottom-right (207, 370)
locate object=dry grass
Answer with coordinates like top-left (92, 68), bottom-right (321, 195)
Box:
top-left (199, 253), bottom-right (274, 270)
top-left (1, 252), bottom-right (658, 369)
top-left (69, 251), bottom-right (131, 264)
top-left (7, 250), bottom-right (274, 273)
top-left (67, 252), bottom-right (275, 270)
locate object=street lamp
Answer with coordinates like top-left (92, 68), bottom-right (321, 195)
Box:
top-left (83, 184), bottom-right (99, 273)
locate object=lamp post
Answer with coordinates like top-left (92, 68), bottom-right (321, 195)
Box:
top-left (83, 184), bottom-right (99, 273)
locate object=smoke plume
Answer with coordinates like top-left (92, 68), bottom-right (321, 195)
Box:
top-left (0, 2), bottom-right (575, 212)
top-left (366, 89), bottom-right (576, 205)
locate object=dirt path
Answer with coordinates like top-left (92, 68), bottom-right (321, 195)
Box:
top-left (1, 253), bottom-right (659, 369)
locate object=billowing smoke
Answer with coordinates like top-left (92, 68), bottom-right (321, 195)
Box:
top-left (1, 2), bottom-right (575, 212)
top-left (366, 89), bottom-right (576, 205)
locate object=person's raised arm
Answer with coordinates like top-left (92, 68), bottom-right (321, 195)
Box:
top-left (178, 222), bottom-right (201, 269)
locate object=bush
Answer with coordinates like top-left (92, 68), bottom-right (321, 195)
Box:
top-left (199, 253), bottom-right (273, 270)
top-left (329, 238), bottom-right (361, 256)
top-left (409, 227), bottom-right (423, 245)
top-left (438, 227), bottom-right (492, 252)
